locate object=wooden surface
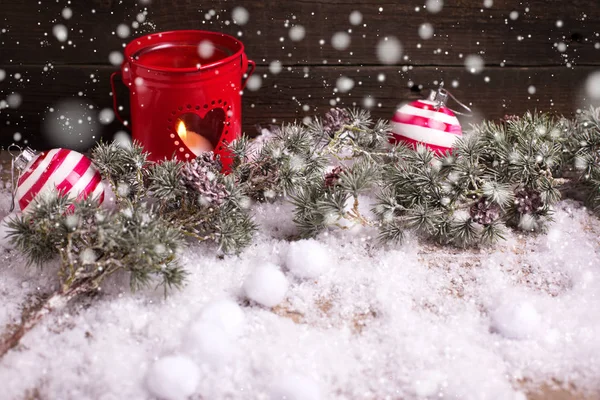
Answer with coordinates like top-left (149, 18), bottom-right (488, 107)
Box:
top-left (1, 0), bottom-right (599, 149)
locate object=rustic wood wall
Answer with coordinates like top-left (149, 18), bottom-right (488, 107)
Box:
top-left (0, 0), bottom-right (599, 150)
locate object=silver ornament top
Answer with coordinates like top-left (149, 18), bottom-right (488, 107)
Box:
top-left (14, 147), bottom-right (37, 172)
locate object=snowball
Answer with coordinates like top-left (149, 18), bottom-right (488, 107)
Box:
top-left (491, 301), bottom-right (542, 340)
top-left (232, 6), bottom-right (250, 25)
top-left (349, 11), bottom-right (363, 26)
top-left (336, 76), bottom-right (354, 93)
top-left (243, 263), bottom-right (289, 307)
top-left (331, 32), bottom-right (351, 51)
top-left (585, 70), bottom-right (600, 99)
top-left (376, 37), bottom-right (403, 65)
top-left (483, 0), bottom-right (493, 7)
top-left (509, 11), bottom-right (519, 20)
top-left (145, 355), bottom-right (200, 400)
top-left (270, 374), bottom-right (321, 400)
top-left (289, 25), bottom-right (306, 42)
top-left (418, 23), bottom-right (434, 40)
top-left (465, 54), bottom-right (484, 74)
top-left (0, 69), bottom-right (5, 82)
top-left (181, 322), bottom-right (235, 366)
top-left (52, 24), bottom-right (68, 42)
top-left (286, 240), bottom-right (332, 279)
top-left (527, 85), bottom-right (536, 95)
top-left (197, 299), bottom-right (245, 338)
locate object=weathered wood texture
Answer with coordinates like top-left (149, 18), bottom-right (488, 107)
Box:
top-left (1, 0), bottom-right (599, 149)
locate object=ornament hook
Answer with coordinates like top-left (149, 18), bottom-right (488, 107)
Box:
top-left (429, 83), bottom-right (473, 117)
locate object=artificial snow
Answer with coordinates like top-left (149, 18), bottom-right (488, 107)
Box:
top-left (243, 263), bottom-right (289, 307)
top-left (270, 374), bottom-right (322, 400)
top-left (145, 355), bottom-right (200, 400)
top-left (0, 191), bottom-right (599, 399)
top-left (286, 239), bottom-right (332, 279)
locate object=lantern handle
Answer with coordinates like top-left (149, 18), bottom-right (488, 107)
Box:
top-left (110, 71), bottom-right (128, 126)
top-left (241, 53), bottom-right (256, 91)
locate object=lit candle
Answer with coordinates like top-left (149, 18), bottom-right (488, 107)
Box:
top-left (177, 121), bottom-right (214, 155)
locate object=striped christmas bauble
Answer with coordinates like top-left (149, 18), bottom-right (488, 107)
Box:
top-left (390, 99), bottom-right (462, 155)
top-left (15, 148), bottom-right (105, 214)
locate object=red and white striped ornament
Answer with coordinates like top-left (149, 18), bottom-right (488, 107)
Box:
top-left (390, 87), bottom-right (468, 155)
top-left (13, 148), bottom-right (105, 214)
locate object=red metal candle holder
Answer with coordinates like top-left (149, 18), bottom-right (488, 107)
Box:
top-left (111, 30), bottom-right (256, 170)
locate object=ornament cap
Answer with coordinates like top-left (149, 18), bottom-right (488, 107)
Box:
top-left (14, 147), bottom-right (37, 171)
top-left (428, 83), bottom-right (473, 117)
top-left (428, 87), bottom-right (449, 108)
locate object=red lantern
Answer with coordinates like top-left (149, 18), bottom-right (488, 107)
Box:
top-left (111, 30), bottom-right (256, 171)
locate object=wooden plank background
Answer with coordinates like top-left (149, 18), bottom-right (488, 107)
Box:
top-left (1, 0), bottom-right (599, 150)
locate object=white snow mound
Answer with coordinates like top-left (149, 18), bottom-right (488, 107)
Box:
top-left (270, 374), bottom-right (321, 400)
top-left (491, 301), bottom-right (543, 340)
top-left (196, 298), bottom-right (245, 338)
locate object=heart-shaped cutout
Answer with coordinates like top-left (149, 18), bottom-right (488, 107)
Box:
top-left (176, 108), bottom-right (225, 156)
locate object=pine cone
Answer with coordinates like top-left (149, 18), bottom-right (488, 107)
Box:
top-left (324, 166), bottom-right (344, 188)
top-left (323, 108), bottom-right (351, 137)
top-left (180, 153), bottom-right (228, 206)
top-left (514, 188), bottom-right (543, 214)
top-left (503, 114), bottom-right (520, 122)
top-left (469, 198), bottom-right (500, 225)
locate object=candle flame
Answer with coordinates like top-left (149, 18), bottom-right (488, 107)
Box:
top-left (177, 120), bottom-right (187, 139)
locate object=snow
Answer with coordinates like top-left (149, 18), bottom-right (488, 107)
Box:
top-left (585, 71), bottom-right (600, 99)
top-left (0, 191), bottom-right (600, 399)
top-left (245, 75), bottom-right (262, 91)
top-left (331, 32), bottom-right (351, 51)
top-left (465, 54), bottom-right (485, 74)
top-left (286, 239), bottom-right (332, 279)
top-left (231, 6), bottom-right (250, 26)
top-left (243, 263), bottom-right (289, 307)
top-left (195, 298), bottom-right (245, 338)
top-left (145, 355), bottom-right (200, 400)
top-left (418, 23), bottom-right (435, 40)
top-left (349, 11), bottom-right (363, 26)
top-left (376, 37), bottom-right (403, 65)
top-left (335, 76), bottom-right (354, 93)
top-left (289, 25), bottom-right (306, 42)
top-left (270, 374), bottom-right (322, 400)
top-left (52, 24), bottom-right (68, 42)
top-left (490, 300), bottom-right (543, 340)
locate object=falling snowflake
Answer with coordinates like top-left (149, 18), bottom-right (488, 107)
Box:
top-left (331, 32), bottom-right (351, 50)
top-left (376, 37), bottom-right (403, 65)
top-left (465, 54), bottom-right (484, 74)
top-left (418, 23), bottom-right (434, 40)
